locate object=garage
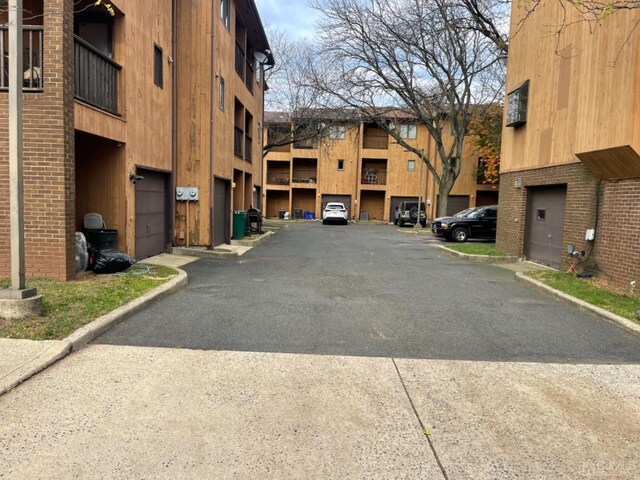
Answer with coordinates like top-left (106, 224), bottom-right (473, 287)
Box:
top-left (389, 196), bottom-right (417, 223)
top-left (359, 191), bottom-right (385, 220)
top-left (213, 177), bottom-right (231, 247)
top-left (446, 195), bottom-right (470, 216)
top-left (135, 169), bottom-right (169, 260)
top-left (476, 190), bottom-right (499, 207)
top-left (322, 194), bottom-right (351, 218)
top-left (525, 185), bottom-right (567, 267)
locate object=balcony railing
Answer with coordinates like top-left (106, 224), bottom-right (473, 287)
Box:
top-left (74, 35), bottom-right (121, 115)
top-left (245, 61), bottom-right (253, 93)
top-left (361, 169), bottom-right (387, 185)
top-left (245, 135), bottom-right (252, 162)
top-left (363, 135), bottom-right (388, 149)
top-left (267, 173), bottom-right (290, 185)
top-left (0, 26), bottom-right (44, 91)
top-left (235, 42), bottom-right (245, 77)
top-left (234, 126), bottom-right (243, 157)
top-left (293, 138), bottom-right (316, 149)
top-left (291, 169), bottom-right (317, 184)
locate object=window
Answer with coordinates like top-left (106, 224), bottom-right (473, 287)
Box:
top-left (219, 77), bottom-right (225, 111)
top-left (536, 209), bottom-right (546, 221)
top-left (337, 159), bottom-right (345, 170)
top-left (220, 0), bottom-right (230, 29)
top-left (329, 125), bottom-right (346, 140)
top-left (407, 159), bottom-right (416, 172)
top-left (256, 59), bottom-right (261, 85)
top-left (399, 124), bottom-right (417, 139)
top-left (506, 80), bottom-right (529, 127)
top-left (1, 28), bottom-right (45, 91)
top-left (154, 44), bottom-right (163, 88)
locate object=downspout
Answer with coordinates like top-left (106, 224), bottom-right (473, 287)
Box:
top-left (208, 1), bottom-right (216, 248)
top-left (171, 0), bottom-right (177, 247)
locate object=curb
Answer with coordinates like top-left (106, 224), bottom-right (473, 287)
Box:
top-left (0, 267), bottom-right (188, 397)
top-left (231, 230), bottom-right (275, 247)
top-left (516, 272), bottom-right (640, 337)
top-left (439, 245), bottom-right (519, 264)
top-left (172, 247), bottom-right (238, 259)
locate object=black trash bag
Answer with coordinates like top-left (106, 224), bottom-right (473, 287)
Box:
top-left (93, 249), bottom-right (137, 274)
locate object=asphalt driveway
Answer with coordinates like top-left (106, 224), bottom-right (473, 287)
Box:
top-left (98, 223), bottom-right (640, 363)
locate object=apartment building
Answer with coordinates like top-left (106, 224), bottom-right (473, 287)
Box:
top-left (0, 0), bottom-right (272, 280)
top-left (263, 112), bottom-right (498, 222)
top-left (497, 2), bottom-right (640, 288)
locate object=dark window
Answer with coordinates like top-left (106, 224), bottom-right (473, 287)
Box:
top-left (219, 77), bottom-right (224, 110)
top-left (220, 0), bottom-right (230, 29)
top-left (485, 208), bottom-right (497, 219)
top-left (0, 27), bottom-right (44, 91)
top-left (338, 159), bottom-right (345, 170)
top-left (407, 159), bottom-right (416, 172)
top-left (154, 44), bottom-right (163, 88)
top-left (536, 209), bottom-right (546, 221)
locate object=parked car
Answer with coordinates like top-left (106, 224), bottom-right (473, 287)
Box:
top-left (322, 202), bottom-right (349, 225)
top-left (431, 205), bottom-right (498, 242)
top-left (397, 201), bottom-right (427, 227)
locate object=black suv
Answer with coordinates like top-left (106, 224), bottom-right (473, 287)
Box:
top-left (397, 201), bottom-right (427, 227)
top-left (431, 205), bottom-right (498, 242)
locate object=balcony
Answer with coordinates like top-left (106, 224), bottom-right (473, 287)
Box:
top-left (234, 126), bottom-right (243, 157)
top-left (267, 172), bottom-right (290, 185)
top-left (363, 125), bottom-right (388, 149)
top-left (245, 135), bottom-right (252, 162)
top-left (291, 169), bottom-right (317, 184)
top-left (235, 42), bottom-right (245, 78)
top-left (0, 26), bottom-right (43, 91)
top-left (74, 35), bottom-right (121, 115)
top-left (361, 169), bottom-right (387, 186)
top-left (293, 138), bottom-right (316, 149)
top-left (245, 61), bottom-right (254, 93)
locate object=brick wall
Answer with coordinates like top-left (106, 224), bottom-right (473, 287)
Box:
top-left (594, 179), bottom-right (640, 289)
top-left (498, 163), bottom-right (640, 290)
top-left (0, 0), bottom-right (76, 281)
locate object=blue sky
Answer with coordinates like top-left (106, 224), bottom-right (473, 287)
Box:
top-left (254, 0), bottom-right (318, 40)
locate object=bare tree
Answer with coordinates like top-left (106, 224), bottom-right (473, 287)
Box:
top-left (262, 27), bottom-right (356, 155)
top-left (309, 0), bottom-right (504, 216)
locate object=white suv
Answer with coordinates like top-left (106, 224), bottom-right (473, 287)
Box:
top-left (322, 202), bottom-right (349, 225)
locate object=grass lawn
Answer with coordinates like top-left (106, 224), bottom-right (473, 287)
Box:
top-left (445, 243), bottom-right (506, 256)
top-left (527, 271), bottom-right (640, 324)
top-left (0, 265), bottom-right (177, 340)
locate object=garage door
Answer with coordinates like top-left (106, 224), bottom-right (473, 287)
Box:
top-left (476, 190), bottom-right (499, 207)
top-left (447, 195), bottom-right (470, 216)
top-left (322, 194), bottom-right (351, 218)
top-left (135, 169), bottom-right (168, 260)
top-left (213, 178), bottom-right (231, 247)
top-left (525, 186), bottom-right (567, 267)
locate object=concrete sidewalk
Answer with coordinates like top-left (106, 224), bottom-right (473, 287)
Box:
top-left (0, 254), bottom-right (192, 397)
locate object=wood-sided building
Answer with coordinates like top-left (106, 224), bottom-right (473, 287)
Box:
top-left (263, 112), bottom-right (498, 222)
top-left (0, 0), bottom-right (272, 280)
top-left (498, 1), bottom-right (640, 288)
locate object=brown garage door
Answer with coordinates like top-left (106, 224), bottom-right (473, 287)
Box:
top-left (213, 177), bottom-right (231, 247)
top-left (322, 194), bottom-right (351, 218)
top-left (476, 190), bottom-right (499, 207)
top-left (135, 169), bottom-right (168, 260)
top-left (525, 186), bottom-right (567, 267)
top-left (447, 195), bottom-right (470, 216)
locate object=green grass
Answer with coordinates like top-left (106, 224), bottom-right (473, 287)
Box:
top-left (445, 243), bottom-right (506, 256)
top-left (0, 264), bottom-right (177, 340)
top-left (527, 271), bottom-right (640, 324)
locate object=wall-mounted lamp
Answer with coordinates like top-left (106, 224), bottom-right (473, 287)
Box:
top-left (130, 174), bottom-right (144, 184)
top-left (514, 178), bottom-right (523, 189)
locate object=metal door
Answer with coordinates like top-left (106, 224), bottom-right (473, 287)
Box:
top-left (135, 169), bottom-right (168, 259)
top-left (322, 194), bottom-right (351, 218)
top-left (525, 186), bottom-right (567, 267)
top-left (213, 178), bottom-right (231, 247)
top-left (447, 195), bottom-right (470, 216)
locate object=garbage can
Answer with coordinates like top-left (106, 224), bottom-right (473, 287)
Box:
top-left (278, 209), bottom-right (286, 219)
top-left (86, 229), bottom-right (118, 252)
top-left (233, 211), bottom-right (247, 240)
top-left (294, 208), bottom-right (303, 219)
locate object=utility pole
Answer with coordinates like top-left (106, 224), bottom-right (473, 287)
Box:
top-left (415, 149), bottom-right (424, 228)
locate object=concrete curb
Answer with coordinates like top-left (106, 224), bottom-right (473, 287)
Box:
top-left (516, 272), bottom-right (640, 337)
top-left (231, 230), bottom-right (275, 247)
top-left (172, 247), bottom-right (238, 259)
top-left (0, 267), bottom-right (188, 397)
top-left (440, 245), bottom-right (520, 264)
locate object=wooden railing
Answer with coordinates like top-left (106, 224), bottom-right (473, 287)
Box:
top-left (0, 26), bottom-right (44, 91)
top-left (245, 61), bottom-right (253, 93)
top-left (291, 169), bottom-right (317, 184)
top-left (234, 126), bottom-right (243, 157)
top-left (293, 138), bottom-right (316, 149)
top-left (74, 35), bottom-right (121, 115)
top-left (267, 173), bottom-right (290, 185)
top-left (235, 42), bottom-right (244, 77)
top-left (363, 134), bottom-right (388, 149)
top-left (361, 170), bottom-right (387, 185)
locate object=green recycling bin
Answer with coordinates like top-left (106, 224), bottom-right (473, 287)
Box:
top-left (233, 210), bottom-right (247, 240)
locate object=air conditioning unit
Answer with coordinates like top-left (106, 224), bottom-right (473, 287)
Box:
top-left (360, 212), bottom-right (369, 221)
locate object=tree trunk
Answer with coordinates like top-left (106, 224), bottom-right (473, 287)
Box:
top-left (436, 174), bottom-right (456, 217)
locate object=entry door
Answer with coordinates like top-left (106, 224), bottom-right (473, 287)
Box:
top-left (213, 178), bottom-right (231, 247)
top-left (135, 169), bottom-right (168, 260)
top-left (525, 186), bottom-right (567, 267)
